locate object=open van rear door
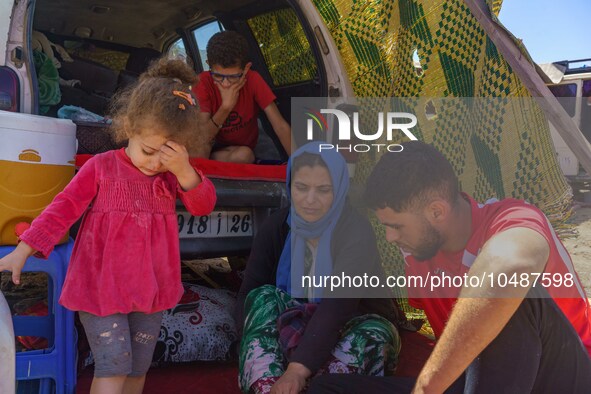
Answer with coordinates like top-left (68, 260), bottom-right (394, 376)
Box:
top-left (540, 60), bottom-right (591, 177)
top-left (2, 0), bottom-right (36, 113)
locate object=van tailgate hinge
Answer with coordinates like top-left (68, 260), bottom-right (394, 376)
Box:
top-left (11, 47), bottom-right (24, 68)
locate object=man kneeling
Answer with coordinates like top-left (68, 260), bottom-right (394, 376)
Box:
top-left (310, 141), bottom-right (591, 393)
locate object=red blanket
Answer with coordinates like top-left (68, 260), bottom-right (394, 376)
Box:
top-left (75, 154), bottom-right (287, 182)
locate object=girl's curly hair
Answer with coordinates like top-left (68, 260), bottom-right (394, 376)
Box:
top-left (109, 58), bottom-right (206, 152)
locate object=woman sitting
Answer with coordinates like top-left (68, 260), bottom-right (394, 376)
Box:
top-left (235, 142), bottom-right (403, 394)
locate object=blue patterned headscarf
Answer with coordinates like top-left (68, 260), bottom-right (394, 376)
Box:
top-left (276, 142), bottom-right (349, 302)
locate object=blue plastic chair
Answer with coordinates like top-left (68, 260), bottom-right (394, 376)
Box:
top-left (0, 240), bottom-right (77, 394)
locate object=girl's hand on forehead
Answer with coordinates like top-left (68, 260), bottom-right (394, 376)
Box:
top-left (160, 140), bottom-right (202, 191)
top-left (159, 140), bottom-right (189, 173)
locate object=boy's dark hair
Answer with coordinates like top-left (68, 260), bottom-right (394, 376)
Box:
top-left (109, 58), bottom-right (205, 150)
top-left (364, 141), bottom-right (459, 212)
top-left (206, 31), bottom-right (250, 68)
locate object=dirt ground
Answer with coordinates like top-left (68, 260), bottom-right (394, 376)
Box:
top-left (562, 205), bottom-right (591, 295)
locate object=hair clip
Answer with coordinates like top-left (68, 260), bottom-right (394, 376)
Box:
top-left (172, 90), bottom-right (196, 106)
top-left (178, 104), bottom-right (186, 110)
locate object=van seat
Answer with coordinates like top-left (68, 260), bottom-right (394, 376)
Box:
top-left (60, 56), bottom-right (118, 96)
top-left (57, 56), bottom-right (120, 116)
top-left (117, 48), bottom-right (161, 91)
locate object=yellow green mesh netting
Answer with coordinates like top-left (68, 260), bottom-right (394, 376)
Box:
top-left (247, 8), bottom-right (318, 86)
top-left (310, 0), bottom-right (572, 328)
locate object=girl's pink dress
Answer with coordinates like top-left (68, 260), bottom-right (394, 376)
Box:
top-left (20, 148), bottom-right (216, 316)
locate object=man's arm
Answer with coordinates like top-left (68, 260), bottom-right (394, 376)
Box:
top-left (413, 227), bottom-right (550, 393)
top-left (263, 102), bottom-right (292, 156)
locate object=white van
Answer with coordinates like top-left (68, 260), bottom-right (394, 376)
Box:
top-left (540, 59), bottom-right (591, 177)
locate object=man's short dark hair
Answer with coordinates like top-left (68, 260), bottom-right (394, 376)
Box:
top-left (364, 141), bottom-right (459, 212)
top-left (206, 31), bottom-right (249, 68)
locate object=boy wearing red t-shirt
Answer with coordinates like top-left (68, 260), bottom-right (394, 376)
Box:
top-left (308, 141), bottom-right (591, 393)
top-left (193, 31), bottom-right (292, 163)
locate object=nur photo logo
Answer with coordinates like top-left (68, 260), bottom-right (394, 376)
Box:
top-left (305, 107), bottom-right (419, 153)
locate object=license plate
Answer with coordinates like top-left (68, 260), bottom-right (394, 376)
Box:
top-left (177, 210), bottom-right (253, 238)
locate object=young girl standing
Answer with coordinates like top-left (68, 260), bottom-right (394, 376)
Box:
top-left (0, 59), bottom-right (216, 394)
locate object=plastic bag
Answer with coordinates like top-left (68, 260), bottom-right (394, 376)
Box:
top-left (57, 105), bottom-right (111, 124)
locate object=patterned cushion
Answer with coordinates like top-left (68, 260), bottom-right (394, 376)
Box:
top-left (153, 283), bottom-right (238, 364)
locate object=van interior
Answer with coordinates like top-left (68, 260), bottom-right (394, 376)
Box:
top-left (31, 0), bottom-right (328, 160)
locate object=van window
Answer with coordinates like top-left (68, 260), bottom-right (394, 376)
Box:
top-left (247, 8), bottom-right (317, 87)
top-left (167, 40), bottom-right (189, 64)
top-left (583, 80), bottom-right (591, 98)
top-left (166, 20), bottom-right (223, 70)
top-left (69, 45), bottom-right (129, 72)
top-left (582, 80), bottom-right (591, 142)
top-left (548, 83), bottom-right (577, 117)
top-left (193, 20), bottom-right (224, 71)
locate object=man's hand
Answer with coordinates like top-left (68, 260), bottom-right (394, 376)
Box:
top-left (0, 241), bottom-right (35, 285)
top-left (270, 362), bottom-right (310, 394)
top-left (216, 63), bottom-right (251, 111)
top-left (160, 141), bottom-right (201, 191)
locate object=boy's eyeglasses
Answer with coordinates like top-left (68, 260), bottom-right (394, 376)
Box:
top-left (210, 71), bottom-right (243, 84)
